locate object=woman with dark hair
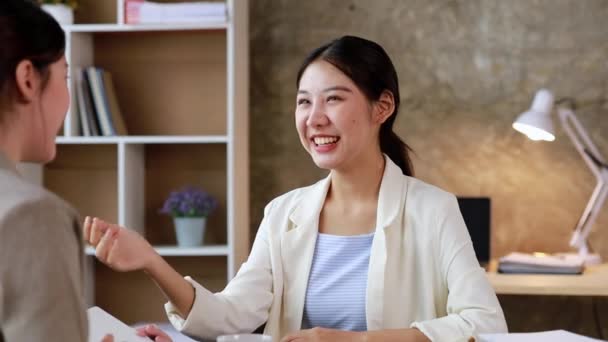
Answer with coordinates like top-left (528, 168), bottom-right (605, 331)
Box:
top-left (0, 1), bottom-right (105, 341)
top-left (86, 36), bottom-right (507, 342)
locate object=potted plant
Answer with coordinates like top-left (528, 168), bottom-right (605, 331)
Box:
top-left (160, 186), bottom-right (218, 247)
top-left (39, 0), bottom-right (78, 25)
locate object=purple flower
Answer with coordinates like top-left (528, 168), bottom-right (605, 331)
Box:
top-left (160, 186), bottom-right (218, 218)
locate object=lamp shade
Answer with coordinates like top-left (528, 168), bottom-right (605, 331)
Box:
top-left (512, 89), bottom-right (556, 141)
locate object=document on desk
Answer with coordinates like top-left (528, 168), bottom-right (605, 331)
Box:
top-left (498, 252), bottom-right (584, 274)
top-left (88, 306), bottom-right (149, 342)
top-left (479, 330), bottom-right (602, 342)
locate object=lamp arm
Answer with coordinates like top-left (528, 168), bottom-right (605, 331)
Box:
top-left (558, 107), bottom-right (607, 176)
top-left (584, 149), bottom-right (608, 169)
top-left (557, 107), bottom-right (608, 256)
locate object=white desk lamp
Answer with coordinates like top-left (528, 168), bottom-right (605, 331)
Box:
top-left (513, 89), bottom-right (608, 265)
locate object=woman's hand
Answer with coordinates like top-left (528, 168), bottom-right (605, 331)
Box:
top-left (136, 324), bottom-right (173, 342)
top-left (281, 327), bottom-right (364, 342)
top-left (84, 216), bottom-right (159, 273)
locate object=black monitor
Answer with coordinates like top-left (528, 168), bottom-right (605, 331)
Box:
top-left (456, 197), bottom-right (491, 265)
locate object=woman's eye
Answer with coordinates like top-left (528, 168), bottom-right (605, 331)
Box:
top-left (327, 96), bottom-right (341, 102)
top-left (297, 98), bottom-right (310, 105)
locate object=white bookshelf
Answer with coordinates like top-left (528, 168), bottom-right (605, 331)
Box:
top-left (56, 136), bottom-right (229, 144)
top-left (85, 245), bottom-right (230, 256)
top-left (21, 0), bottom-right (249, 324)
top-left (64, 22), bottom-right (229, 33)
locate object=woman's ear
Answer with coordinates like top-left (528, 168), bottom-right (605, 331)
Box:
top-left (373, 90), bottom-right (395, 124)
top-left (14, 60), bottom-right (41, 103)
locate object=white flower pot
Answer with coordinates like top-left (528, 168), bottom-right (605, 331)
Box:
top-left (173, 217), bottom-right (206, 247)
top-left (41, 4), bottom-right (74, 25)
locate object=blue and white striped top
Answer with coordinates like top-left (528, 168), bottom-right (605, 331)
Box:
top-left (301, 232), bottom-right (374, 331)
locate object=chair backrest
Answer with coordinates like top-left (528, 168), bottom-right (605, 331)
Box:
top-left (456, 197), bottom-right (491, 265)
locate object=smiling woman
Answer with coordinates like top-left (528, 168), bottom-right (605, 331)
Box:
top-left (295, 36), bottom-right (413, 177)
top-left (83, 35), bottom-right (508, 342)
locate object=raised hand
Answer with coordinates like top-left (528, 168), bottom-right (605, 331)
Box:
top-left (83, 216), bottom-right (159, 273)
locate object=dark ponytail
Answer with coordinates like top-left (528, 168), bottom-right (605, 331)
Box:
top-left (296, 35), bottom-right (414, 176)
top-left (0, 0), bottom-right (65, 119)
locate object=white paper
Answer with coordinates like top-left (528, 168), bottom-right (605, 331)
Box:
top-left (87, 306), bottom-right (150, 342)
top-left (479, 330), bottom-right (603, 342)
top-left (500, 252), bottom-right (585, 267)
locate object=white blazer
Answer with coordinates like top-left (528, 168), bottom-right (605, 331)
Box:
top-left (165, 156), bottom-right (508, 341)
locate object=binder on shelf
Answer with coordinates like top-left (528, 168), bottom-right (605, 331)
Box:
top-left (498, 252), bottom-right (584, 275)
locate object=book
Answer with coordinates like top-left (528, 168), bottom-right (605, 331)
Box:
top-left (125, 0), bottom-right (226, 24)
top-left (101, 70), bottom-right (128, 136)
top-left (68, 69), bottom-right (81, 137)
top-left (74, 68), bottom-right (90, 136)
top-left (74, 69), bottom-right (87, 136)
top-left (498, 252), bottom-right (584, 274)
top-left (81, 68), bottom-right (101, 136)
top-left (86, 67), bottom-right (115, 136)
top-left (87, 306), bottom-right (149, 342)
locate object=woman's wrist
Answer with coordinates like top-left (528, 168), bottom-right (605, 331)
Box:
top-left (143, 249), bottom-right (164, 277)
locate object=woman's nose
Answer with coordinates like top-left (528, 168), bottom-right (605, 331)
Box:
top-left (307, 102), bottom-right (329, 127)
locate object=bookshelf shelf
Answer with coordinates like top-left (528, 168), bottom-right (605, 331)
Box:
top-left (24, 0), bottom-right (250, 324)
top-left (57, 135), bottom-right (229, 144)
top-left (86, 245), bottom-right (230, 256)
top-left (64, 22), bottom-right (228, 33)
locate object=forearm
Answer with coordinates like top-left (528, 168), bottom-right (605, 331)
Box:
top-left (362, 328), bottom-right (431, 342)
top-left (145, 253), bottom-right (195, 318)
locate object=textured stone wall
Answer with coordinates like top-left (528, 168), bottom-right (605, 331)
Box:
top-left (250, 0), bottom-right (608, 336)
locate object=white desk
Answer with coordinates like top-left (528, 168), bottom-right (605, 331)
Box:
top-left (487, 262), bottom-right (608, 296)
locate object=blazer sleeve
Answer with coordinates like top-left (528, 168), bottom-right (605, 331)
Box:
top-left (410, 194), bottom-right (508, 341)
top-left (0, 198), bottom-right (87, 342)
top-left (165, 200), bottom-right (276, 340)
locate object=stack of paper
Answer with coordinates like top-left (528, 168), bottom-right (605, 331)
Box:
top-left (479, 330), bottom-right (603, 341)
top-left (88, 307), bottom-right (149, 342)
top-left (125, 0), bottom-right (227, 24)
top-left (498, 252), bottom-right (584, 274)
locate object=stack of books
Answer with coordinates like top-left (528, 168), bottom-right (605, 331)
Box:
top-left (125, 0), bottom-right (227, 25)
top-left (498, 252), bottom-right (585, 274)
top-left (73, 67), bottom-right (128, 137)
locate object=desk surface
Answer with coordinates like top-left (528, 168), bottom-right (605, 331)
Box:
top-left (486, 261), bottom-right (608, 296)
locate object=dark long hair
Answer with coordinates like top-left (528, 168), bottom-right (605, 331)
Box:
top-left (0, 0), bottom-right (65, 120)
top-left (296, 36), bottom-right (414, 176)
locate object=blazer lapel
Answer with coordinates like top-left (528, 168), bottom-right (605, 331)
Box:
top-left (366, 155), bottom-right (408, 330)
top-left (281, 175), bottom-right (331, 333)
